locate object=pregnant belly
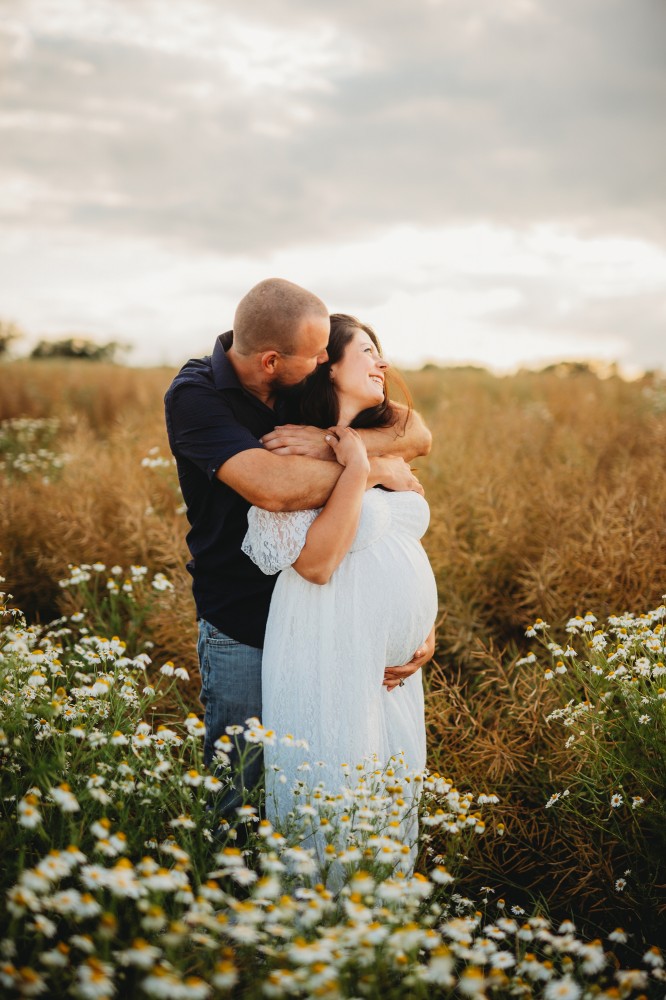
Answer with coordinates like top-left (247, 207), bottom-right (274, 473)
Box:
top-left (346, 539), bottom-right (438, 669)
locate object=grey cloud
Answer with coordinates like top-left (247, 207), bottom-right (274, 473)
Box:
top-left (487, 277), bottom-right (666, 368)
top-left (1, 0), bottom-right (665, 255)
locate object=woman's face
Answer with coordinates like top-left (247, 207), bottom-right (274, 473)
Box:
top-left (329, 327), bottom-right (388, 418)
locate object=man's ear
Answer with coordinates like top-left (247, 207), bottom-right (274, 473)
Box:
top-left (260, 351), bottom-right (280, 374)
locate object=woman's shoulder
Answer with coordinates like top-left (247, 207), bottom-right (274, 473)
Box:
top-left (247, 506), bottom-right (320, 526)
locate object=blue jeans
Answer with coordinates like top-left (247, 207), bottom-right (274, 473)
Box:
top-left (197, 618), bottom-right (264, 814)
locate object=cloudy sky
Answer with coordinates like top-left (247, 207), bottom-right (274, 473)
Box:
top-left (1, 0), bottom-right (665, 371)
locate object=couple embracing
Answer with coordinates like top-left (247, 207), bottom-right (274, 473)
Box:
top-left (165, 278), bottom-right (437, 872)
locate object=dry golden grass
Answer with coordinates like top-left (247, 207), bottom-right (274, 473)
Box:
top-left (423, 640), bottom-right (648, 934)
top-left (0, 359), bottom-right (171, 431)
top-left (2, 358), bottom-right (665, 935)
top-left (0, 361), bottom-right (197, 667)
top-left (413, 366), bottom-right (666, 656)
top-left (410, 366), bottom-right (665, 935)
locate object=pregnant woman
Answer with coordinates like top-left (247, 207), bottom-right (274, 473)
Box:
top-left (242, 314), bottom-right (438, 875)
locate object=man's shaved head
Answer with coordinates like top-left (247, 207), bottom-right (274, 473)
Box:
top-left (233, 278), bottom-right (328, 355)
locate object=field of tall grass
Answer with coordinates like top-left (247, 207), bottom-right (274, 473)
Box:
top-left (1, 357), bottom-right (665, 996)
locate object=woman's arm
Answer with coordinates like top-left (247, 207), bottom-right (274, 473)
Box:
top-left (292, 429), bottom-right (369, 585)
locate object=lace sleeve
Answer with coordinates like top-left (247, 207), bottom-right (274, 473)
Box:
top-left (241, 507), bottom-right (321, 575)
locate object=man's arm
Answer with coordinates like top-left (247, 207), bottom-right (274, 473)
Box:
top-left (217, 448), bottom-right (423, 511)
top-left (217, 449), bottom-right (340, 511)
top-left (357, 405), bottom-right (432, 459)
top-left (259, 404), bottom-right (431, 461)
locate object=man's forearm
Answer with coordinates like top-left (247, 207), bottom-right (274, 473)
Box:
top-left (267, 455), bottom-right (412, 509)
top-left (219, 438), bottom-right (425, 511)
top-left (270, 456), bottom-right (343, 511)
top-left (357, 406), bottom-right (431, 459)
top-left (218, 450), bottom-right (343, 511)
top-left (265, 453), bottom-right (426, 509)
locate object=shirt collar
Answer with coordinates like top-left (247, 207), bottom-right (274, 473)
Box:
top-left (212, 331), bottom-right (242, 392)
top-left (211, 330), bottom-right (296, 420)
top-left (211, 332), bottom-right (291, 419)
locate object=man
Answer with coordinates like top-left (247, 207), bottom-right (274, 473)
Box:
top-left (164, 278), bottom-right (432, 798)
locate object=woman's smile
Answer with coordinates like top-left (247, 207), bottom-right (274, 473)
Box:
top-left (330, 327), bottom-right (389, 422)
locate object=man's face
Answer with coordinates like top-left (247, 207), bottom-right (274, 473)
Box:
top-left (271, 314), bottom-right (330, 389)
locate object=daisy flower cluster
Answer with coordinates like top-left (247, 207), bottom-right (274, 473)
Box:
top-left (522, 600), bottom-right (666, 907)
top-left (141, 446), bottom-right (176, 470)
top-left (57, 561), bottom-right (175, 655)
top-left (0, 416), bottom-right (68, 481)
top-left (257, 746), bottom-right (501, 901)
top-left (59, 561), bottom-right (174, 597)
top-left (1, 591), bottom-right (663, 998)
top-left (140, 444), bottom-right (187, 516)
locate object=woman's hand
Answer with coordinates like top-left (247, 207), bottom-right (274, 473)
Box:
top-left (325, 427), bottom-right (370, 474)
top-left (383, 625), bottom-right (435, 692)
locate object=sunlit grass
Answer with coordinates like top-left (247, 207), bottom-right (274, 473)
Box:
top-left (1, 357), bottom-right (665, 947)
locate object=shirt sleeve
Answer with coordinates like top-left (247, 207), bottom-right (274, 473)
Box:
top-left (241, 507), bottom-right (321, 575)
top-left (168, 382), bottom-right (262, 481)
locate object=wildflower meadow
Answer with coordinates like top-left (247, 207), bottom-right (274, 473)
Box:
top-left (1, 358), bottom-right (665, 997)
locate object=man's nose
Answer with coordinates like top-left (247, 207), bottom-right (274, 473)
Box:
top-left (317, 350), bottom-right (329, 364)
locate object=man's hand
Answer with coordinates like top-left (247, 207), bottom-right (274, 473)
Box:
top-left (383, 625), bottom-right (435, 692)
top-left (369, 455), bottom-right (424, 495)
top-left (260, 424), bottom-right (337, 460)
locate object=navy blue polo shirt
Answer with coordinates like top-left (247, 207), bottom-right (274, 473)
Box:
top-left (164, 332), bottom-right (293, 648)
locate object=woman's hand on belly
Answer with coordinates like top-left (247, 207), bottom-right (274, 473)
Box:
top-left (383, 624), bottom-right (435, 692)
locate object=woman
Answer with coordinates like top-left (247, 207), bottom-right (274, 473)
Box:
top-left (242, 314), bottom-right (437, 875)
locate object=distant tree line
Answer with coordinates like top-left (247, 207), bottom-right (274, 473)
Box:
top-left (0, 320), bottom-right (128, 362)
top-left (30, 337), bottom-right (127, 362)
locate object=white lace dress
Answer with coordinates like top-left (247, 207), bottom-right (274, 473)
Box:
top-left (242, 488), bottom-right (438, 848)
